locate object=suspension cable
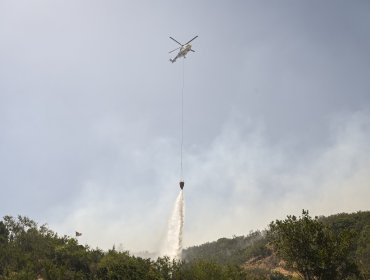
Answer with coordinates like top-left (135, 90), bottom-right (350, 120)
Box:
top-left (180, 59), bottom-right (185, 179)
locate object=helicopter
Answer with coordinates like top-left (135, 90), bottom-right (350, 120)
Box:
top-left (169, 35), bottom-right (198, 63)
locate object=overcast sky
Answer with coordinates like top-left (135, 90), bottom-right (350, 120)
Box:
top-left (1, 1), bottom-right (370, 252)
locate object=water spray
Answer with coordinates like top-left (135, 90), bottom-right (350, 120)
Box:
top-left (161, 190), bottom-right (185, 259)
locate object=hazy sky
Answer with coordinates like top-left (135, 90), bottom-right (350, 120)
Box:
top-left (1, 1), bottom-right (370, 252)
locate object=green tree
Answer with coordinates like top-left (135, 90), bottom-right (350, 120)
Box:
top-left (154, 256), bottom-right (183, 280)
top-left (96, 250), bottom-right (160, 280)
top-left (0, 221), bottom-right (10, 275)
top-left (268, 210), bottom-right (359, 280)
top-left (356, 225), bottom-right (370, 279)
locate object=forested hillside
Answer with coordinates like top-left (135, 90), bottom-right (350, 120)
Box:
top-left (184, 210), bottom-right (370, 279)
top-left (0, 211), bottom-right (369, 279)
top-left (183, 230), bottom-right (269, 265)
top-left (0, 215), bottom-right (245, 279)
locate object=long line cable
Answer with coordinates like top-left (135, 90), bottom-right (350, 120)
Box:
top-left (180, 59), bottom-right (185, 179)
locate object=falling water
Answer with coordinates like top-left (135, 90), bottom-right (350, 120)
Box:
top-left (161, 190), bottom-right (185, 259)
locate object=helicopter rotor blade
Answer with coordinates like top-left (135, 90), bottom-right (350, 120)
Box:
top-left (169, 37), bottom-right (183, 46)
top-left (169, 47), bottom-right (181, 53)
top-left (185, 35), bottom-right (198, 45)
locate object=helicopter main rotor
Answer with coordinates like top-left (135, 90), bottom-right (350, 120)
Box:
top-left (169, 36), bottom-right (183, 46)
top-left (169, 36), bottom-right (198, 54)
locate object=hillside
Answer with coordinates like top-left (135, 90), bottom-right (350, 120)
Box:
top-left (183, 211), bottom-right (370, 279)
top-left (0, 211), bottom-right (369, 279)
top-left (183, 231), bottom-right (269, 265)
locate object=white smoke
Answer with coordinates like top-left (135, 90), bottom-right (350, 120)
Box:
top-left (160, 190), bottom-right (185, 259)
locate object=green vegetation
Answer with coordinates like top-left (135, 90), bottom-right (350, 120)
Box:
top-left (184, 210), bottom-right (370, 279)
top-left (268, 210), bottom-right (359, 279)
top-left (183, 231), bottom-right (268, 265)
top-left (0, 215), bottom-right (246, 279)
top-left (0, 211), bottom-right (369, 279)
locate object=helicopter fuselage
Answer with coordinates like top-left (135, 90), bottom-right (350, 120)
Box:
top-left (179, 44), bottom-right (192, 57)
top-left (171, 44), bottom-right (192, 63)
